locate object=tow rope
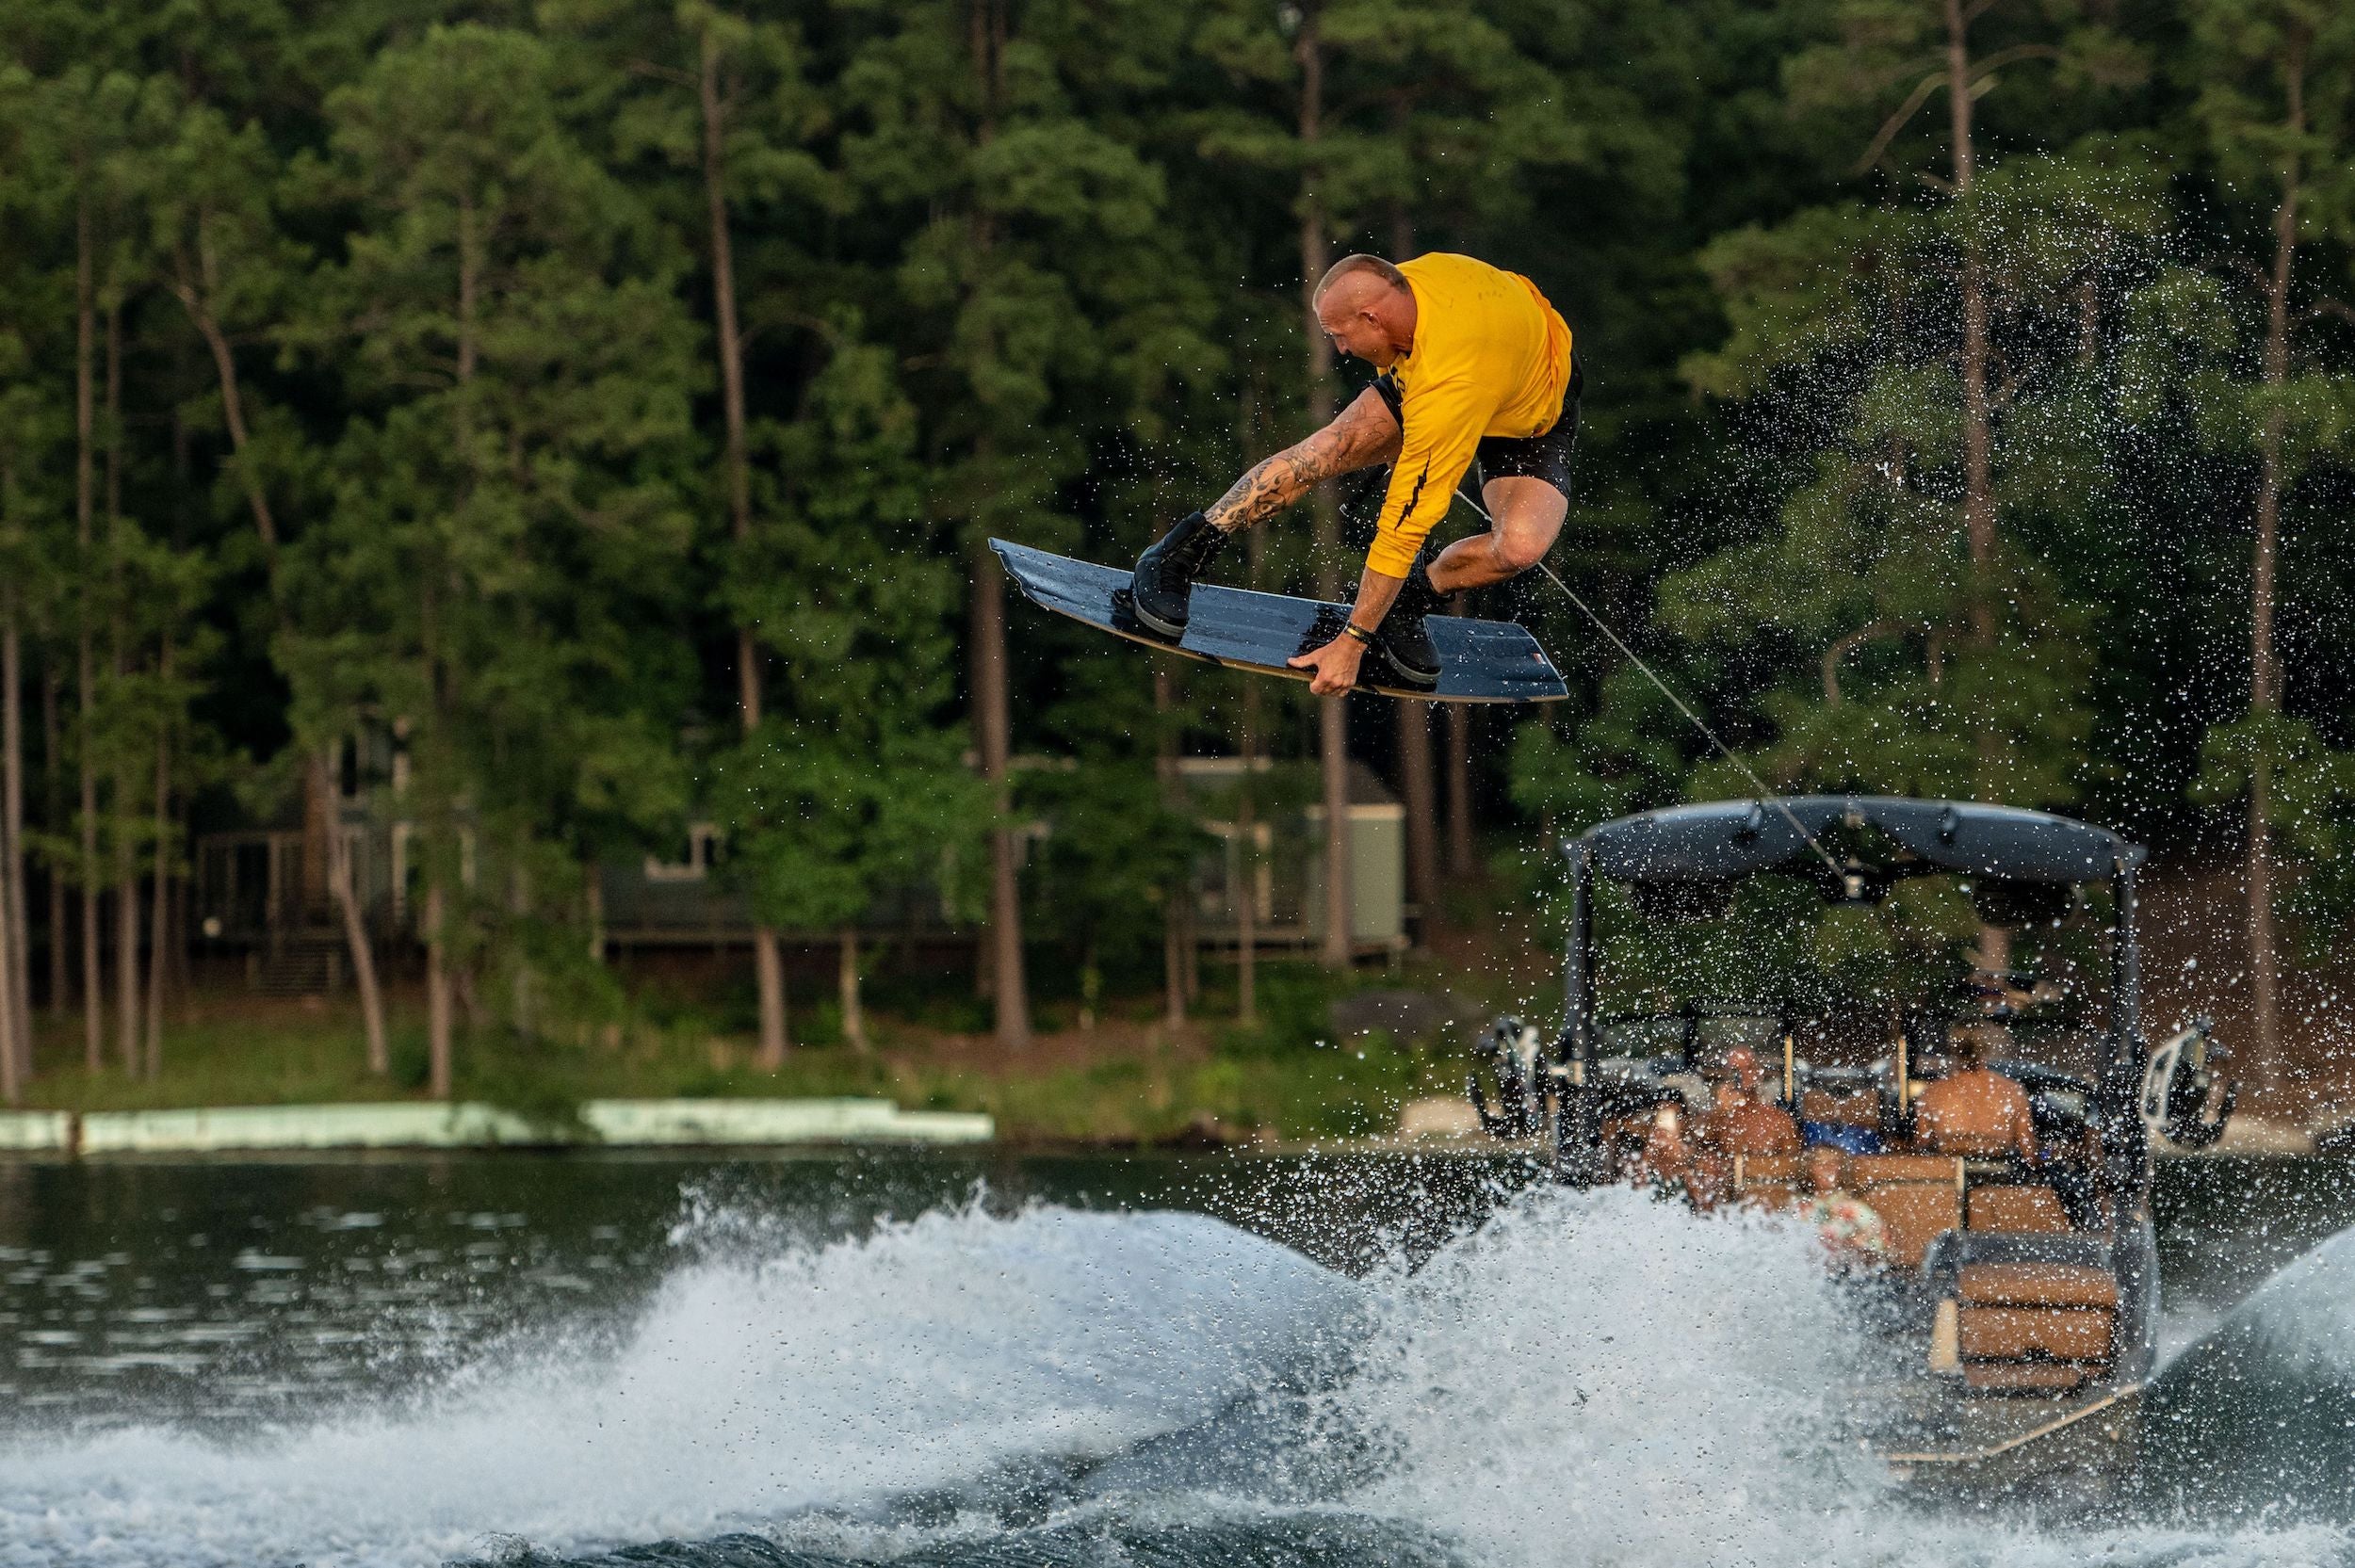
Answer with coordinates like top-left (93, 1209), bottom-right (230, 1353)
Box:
top-left (1451, 489), bottom-right (1845, 880)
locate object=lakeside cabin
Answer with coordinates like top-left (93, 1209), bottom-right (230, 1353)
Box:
top-left (187, 751), bottom-right (1407, 994)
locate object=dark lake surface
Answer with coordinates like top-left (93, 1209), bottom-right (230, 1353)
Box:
top-left (2, 1150), bottom-right (2351, 1567)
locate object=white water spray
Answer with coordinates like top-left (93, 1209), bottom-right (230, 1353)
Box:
top-left (5, 1187), bottom-right (2354, 1568)
top-left (0, 1202), bottom-right (1354, 1567)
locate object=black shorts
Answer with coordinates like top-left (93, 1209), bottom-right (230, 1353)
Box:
top-left (1374, 350), bottom-right (1582, 503)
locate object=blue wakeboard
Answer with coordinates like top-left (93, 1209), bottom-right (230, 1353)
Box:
top-left (990, 539), bottom-right (1567, 704)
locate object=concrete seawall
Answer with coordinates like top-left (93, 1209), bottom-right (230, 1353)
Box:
top-left (0, 1099), bottom-right (992, 1156)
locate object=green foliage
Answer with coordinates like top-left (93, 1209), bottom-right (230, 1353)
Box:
top-left (2196, 713), bottom-right (2355, 957)
top-left (4, 0), bottom-right (2355, 1104)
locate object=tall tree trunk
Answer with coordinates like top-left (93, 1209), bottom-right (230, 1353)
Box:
top-left (144, 673), bottom-right (169, 1080)
top-left (973, 555), bottom-right (1030, 1044)
top-left (0, 585), bottom-right (17, 1098)
top-left (508, 865), bottom-right (534, 1040)
top-left (756, 944), bottom-right (791, 1061)
top-left (42, 670), bottom-right (66, 1016)
top-left (317, 753), bottom-right (387, 1075)
top-left (1297, 7), bottom-right (1352, 970)
top-left (585, 869), bottom-right (604, 963)
top-left (425, 881), bottom-right (452, 1098)
top-left (170, 276), bottom-right (277, 551)
top-left (0, 847), bottom-right (14, 1104)
top-left (1399, 700), bottom-right (1439, 932)
top-left (74, 197), bottom-right (103, 1071)
top-left (171, 800), bottom-right (191, 997)
top-left (418, 196), bottom-right (482, 1096)
top-left (113, 784), bottom-right (137, 1079)
top-left (1233, 763), bottom-right (1258, 1026)
top-left (2, 588), bottom-right (29, 1085)
top-left (1445, 697), bottom-right (1476, 878)
top-left (2246, 39), bottom-right (2307, 1087)
top-left (1156, 666), bottom-right (1187, 1026)
top-left (0, 888), bottom-right (14, 1105)
top-left (698, 21), bottom-right (792, 1069)
top-left (1942, 0), bottom-right (1992, 639)
top-left (838, 926), bottom-right (868, 1052)
top-left (1943, 0), bottom-right (2007, 976)
top-left (178, 202), bottom-right (397, 1080)
top-left (107, 304), bottom-right (138, 1076)
top-left (965, 0), bottom-right (1029, 1046)
top-left (113, 823), bottom-right (136, 1075)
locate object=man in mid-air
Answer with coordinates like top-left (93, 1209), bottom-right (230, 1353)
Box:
top-left (1129, 251), bottom-right (1579, 692)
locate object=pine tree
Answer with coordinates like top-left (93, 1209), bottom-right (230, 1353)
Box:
top-left (548, 0), bottom-right (829, 1067)
top-left (287, 23), bottom-right (701, 1096)
top-left (2172, 0), bottom-right (2355, 1081)
top-left (838, 0), bottom-right (1212, 1038)
top-left (1616, 4), bottom-right (2147, 840)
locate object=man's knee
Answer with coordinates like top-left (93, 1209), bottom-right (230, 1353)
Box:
top-left (1494, 525), bottom-right (1557, 574)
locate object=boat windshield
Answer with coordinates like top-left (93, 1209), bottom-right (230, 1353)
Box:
top-left (1594, 1010), bottom-right (1790, 1074)
top-left (1589, 865), bottom-right (2120, 1088)
top-left (1595, 1014), bottom-right (1689, 1066)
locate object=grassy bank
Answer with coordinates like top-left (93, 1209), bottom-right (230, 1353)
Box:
top-left (10, 955), bottom-right (1530, 1146)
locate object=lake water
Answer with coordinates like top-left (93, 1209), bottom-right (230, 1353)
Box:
top-left (1, 1151), bottom-right (2351, 1567)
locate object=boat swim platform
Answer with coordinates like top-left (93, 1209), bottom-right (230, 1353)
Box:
top-left (1872, 1379), bottom-right (2144, 1501)
top-left (0, 1098), bottom-right (993, 1156)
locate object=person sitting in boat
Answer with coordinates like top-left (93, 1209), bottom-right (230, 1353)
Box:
top-left (1795, 1146), bottom-right (1888, 1270)
top-left (1632, 1099), bottom-right (1696, 1198)
top-left (1911, 1025), bottom-right (2038, 1166)
top-left (1696, 1046), bottom-right (1803, 1158)
top-left (1675, 1046), bottom-right (1803, 1207)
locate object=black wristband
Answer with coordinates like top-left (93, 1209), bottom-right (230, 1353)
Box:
top-left (1341, 622), bottom-right (1375, 646)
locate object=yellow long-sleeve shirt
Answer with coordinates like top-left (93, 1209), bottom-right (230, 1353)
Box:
top-left (1367, 253), bottom-right (1574, 577)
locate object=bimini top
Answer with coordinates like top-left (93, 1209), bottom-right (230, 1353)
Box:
top-left (1576, 796), bottom-right (2144, 886)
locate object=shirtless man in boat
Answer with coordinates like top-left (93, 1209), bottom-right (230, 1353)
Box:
top-left (1914, 1026), bottom-right (2038, 1166)
top-left (1697, 1047), bottom-right (1803, 1158)
top-left (1637, 1046), bottom-right (1800, 1206)
top-left (1126, 251), bottom-right (1579, 693)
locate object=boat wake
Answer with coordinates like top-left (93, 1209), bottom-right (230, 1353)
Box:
top-left (3, 1180), bottom-right (2352, 1568)
top-left (2142, 1216), bottom-right (2355, 1523)
top-left (0, 1199), bottom-right (1356, 1566)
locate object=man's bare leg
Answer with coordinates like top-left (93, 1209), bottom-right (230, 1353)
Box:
top-left (1205, 387), bottom-right (1402, 532)
top-left (1426, 476), bottom-right (1568, 595)
top-left (1288, 467), bottom-right (1564, 693)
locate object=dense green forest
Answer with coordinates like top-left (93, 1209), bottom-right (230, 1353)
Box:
top-left (0, 0), bottom-right (2347, 1107)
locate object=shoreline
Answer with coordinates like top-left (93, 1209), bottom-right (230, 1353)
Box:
top-left (0, 1098), bottom-right (992, 1156)
top-left (0, 1099), bottom-right (2337, 1159)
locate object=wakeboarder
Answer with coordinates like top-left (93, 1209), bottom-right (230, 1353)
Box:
top-left (1128, 251), bottom-right (1580, 692)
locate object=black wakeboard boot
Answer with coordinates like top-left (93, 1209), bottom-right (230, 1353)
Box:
top-left (1129, 510), bottom-right (1230, 638)
top-left (1372, 552), bottom-right (1448, 687)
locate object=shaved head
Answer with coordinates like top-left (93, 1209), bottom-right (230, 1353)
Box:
top-left (1312, 254), bottom-right (1417, 368)
top-left (1312, 254), bottom-right (1409, 310)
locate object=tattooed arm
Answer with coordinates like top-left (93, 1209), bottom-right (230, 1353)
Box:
top-left (1205, 386), bottom-right (1402, 532)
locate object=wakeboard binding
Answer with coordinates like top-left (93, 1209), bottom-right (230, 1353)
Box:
top-left (1129, 510), bottom-right (1231, 638)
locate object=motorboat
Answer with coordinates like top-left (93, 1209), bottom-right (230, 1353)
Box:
top-left (1470, 797), bottom-right (2235, 1499)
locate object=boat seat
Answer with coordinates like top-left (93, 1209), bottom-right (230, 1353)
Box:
top-left (1848, 1154), bottom-right (1965, 1187)
top-left (1862, 1185), bottom-right (1960, 1269)
top-left (1800, 1088), bottom-right (1876, 1126)
top-left (1963, 1362), bottom-right (2089, 1392)
top-left (1967, 1186), bottom-right (2071, 1234)
top-left (1959, 1305), bottom-right (2112, 1361)
top-left (1950, 1261), bottom-right (2120, 1396)
top-left (1849, 1156), bottom-right (1964, 1269)
top-left (1732, 1154), bottom-right (1803, 1208)
top-left (1957, 1262), bottom-right (2120, 1310)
